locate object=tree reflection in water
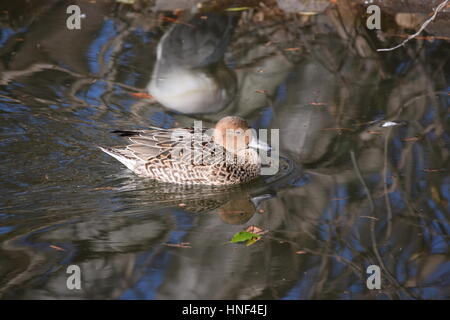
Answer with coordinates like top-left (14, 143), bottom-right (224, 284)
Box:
top-left (0, 0), bottom-right (448, 299)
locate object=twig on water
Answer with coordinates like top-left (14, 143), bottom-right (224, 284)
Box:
top-left (377, 0), bottom-right (449, 52)
top-left (350, 150), bottom-right (415, 298)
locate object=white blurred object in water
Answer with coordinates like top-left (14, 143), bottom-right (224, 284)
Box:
top-left (148, 13), bottom-right (238, 114)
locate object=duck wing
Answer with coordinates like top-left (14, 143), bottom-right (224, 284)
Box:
top-left (114, 127), bottom-right (227, 165)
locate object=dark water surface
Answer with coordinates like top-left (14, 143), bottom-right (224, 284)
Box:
top-left (0, 0), bottom-right (449, 299)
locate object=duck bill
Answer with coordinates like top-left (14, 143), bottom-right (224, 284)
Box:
top-left (249, 138), bottom-right (271, 151)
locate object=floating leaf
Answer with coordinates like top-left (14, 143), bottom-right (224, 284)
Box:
top-left (402, 136), bottom-right (420, 142)
top-left (163, 242), bottom-right (191, 248)
top-left (246, 237), bottom-right (260, 246)
top-left (245, 225), bottom-right (267, 235)
top-left (360, 216), bottom-right (379, 220)
top-left (129, 92), bottom-right (153, 99)
top-left (91, 186), bottom-right (117, 191)
top-left (49, 245), bottom-right (65, 251)
top-left (231, 227), bottom-right (267, 246)
top-left (225, 7), bottom-right (251, 12)
top-left (162, 16), bottom-right (194, 27)
top-left (230, 231), bottom-right (260, 244)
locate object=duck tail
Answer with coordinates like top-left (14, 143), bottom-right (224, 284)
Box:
top-left (111, 130), bottom-right (141, 137)
top-left (98, 146), bottom-right (140, 172)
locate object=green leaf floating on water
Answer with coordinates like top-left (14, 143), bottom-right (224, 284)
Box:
top-left (230, 231), bottom-right (261, 246)
top-left (245, 237), bottom-right (260, 246)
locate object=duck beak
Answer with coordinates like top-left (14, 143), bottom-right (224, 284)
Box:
top-left (249, 138), bottom-right (271, 151)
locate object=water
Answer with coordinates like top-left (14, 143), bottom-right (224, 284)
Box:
top-left (0, 0), bottom-right (449, 299)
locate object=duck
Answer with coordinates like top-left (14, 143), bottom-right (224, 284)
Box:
top-left (100, 116), bottom-right (270, 186)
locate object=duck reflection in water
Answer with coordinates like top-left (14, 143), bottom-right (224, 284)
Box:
top-left (178, 193), bottom-right (271, 225)
top-left (114, 177), bottom-right (274, 225)
top-left (148, 12), bottom-right (239, 114)
top-left (214, 197), bottom-right (257, 225)
top-left (166, 195), bottom-right (257, 225)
